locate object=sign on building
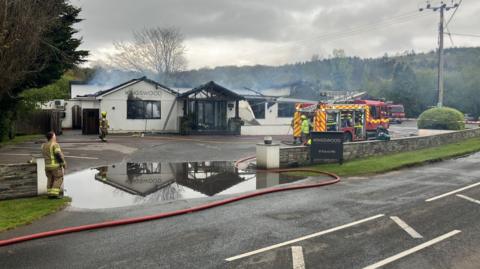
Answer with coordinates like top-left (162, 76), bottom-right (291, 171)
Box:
top-left (310, 132), bottom-right (344, 164)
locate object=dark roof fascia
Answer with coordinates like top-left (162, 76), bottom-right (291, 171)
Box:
top-left (95, 76), bottom-right (177, 98)
top-left (94, 77), bottom-right (141, 97)
top-left (178, 81), bottom-right (245, 100)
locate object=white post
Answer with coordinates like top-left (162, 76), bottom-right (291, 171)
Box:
top-left (36, 158), bottom-right (47, 195)
top-left (255, 172), bottom-right (280, 189)
top-left (256, 140), bottom-right (280, 169)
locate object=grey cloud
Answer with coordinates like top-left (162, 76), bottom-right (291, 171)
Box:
top-left (72, 0), bottom-right (480, 67)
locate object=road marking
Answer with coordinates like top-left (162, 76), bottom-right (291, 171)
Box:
top-left (65, 155), bottom-right (99, 160)
top-left (425, 182), bottom-right (480, 202)
top-left (225, 214), bottom-right (384, 262)
top-left (291, 246), bottom-right (305, 269)
top-left (0, 153), bottom-right (98, 160)
top-left (390, 216), bottom-right (423, 239)
top-left (456, 194), bottom-right (480, 205)
top-left (362, 230), bottom-right (461, 269)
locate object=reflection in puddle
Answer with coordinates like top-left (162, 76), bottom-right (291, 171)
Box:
top-left (65, 161), bottom-right (304, 209)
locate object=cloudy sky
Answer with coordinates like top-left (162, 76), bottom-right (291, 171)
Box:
top-left (71, 0), bottom-right (480, 69)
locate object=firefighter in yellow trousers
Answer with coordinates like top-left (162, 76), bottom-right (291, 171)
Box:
top-left (99, 111), bottom-right (109, 142)
top-left (300, 115), bottom-right (311, 145)
top-left (41, 131), bottom-right (66, 198)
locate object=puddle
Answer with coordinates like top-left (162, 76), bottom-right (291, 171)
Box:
top-left (64, 161), bottom-right (305, 209)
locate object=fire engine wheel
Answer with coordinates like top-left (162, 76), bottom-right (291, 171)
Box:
top-left (343, 132), bottom-right (352, 142)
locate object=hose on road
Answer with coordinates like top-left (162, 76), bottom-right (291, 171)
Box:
top-left (0, 156), bottom-right (339, 247)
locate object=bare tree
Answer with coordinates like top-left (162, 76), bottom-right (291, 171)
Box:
top-left (110, 27), bottom-right (187, 78)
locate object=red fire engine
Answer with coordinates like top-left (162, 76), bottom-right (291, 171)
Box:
top-left (293, 100), bottom-right (390, 142)
top-left (385, 103), bottom-right (405, 123)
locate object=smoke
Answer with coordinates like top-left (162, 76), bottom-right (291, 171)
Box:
top-left (87, 67), bottom-right (145, 86)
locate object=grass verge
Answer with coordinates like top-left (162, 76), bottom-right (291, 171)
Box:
top-left (291, 137), bottom-right (480, 177)
top-left (0, 134), bottom-right (42, 148)
top-left (0, 196), bottom-right (70, 232)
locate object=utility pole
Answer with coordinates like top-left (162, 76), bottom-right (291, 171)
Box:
top-left (420, 1), bottom-right (459, 107)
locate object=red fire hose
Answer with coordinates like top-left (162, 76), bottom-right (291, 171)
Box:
top-left (0, 157), bottom-right (339, 247)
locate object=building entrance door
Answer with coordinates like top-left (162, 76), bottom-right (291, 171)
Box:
top-left (82, 109), bottom-right (99, 135)
top-left (190, 101), bottom-right (227, 132)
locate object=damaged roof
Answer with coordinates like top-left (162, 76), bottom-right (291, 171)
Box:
top-left (178, 81), bottom-right (245, 100)
top-left (76, 77), bottom-right (177, 98)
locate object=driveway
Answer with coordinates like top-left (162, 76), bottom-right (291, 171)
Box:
top-left (1, 151), bottom-right (479, 268)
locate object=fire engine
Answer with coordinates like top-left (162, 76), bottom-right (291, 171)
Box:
top-left (293, 100), bottom-right (390, 142)
top-left (385, 103), bottom-right (405, 123)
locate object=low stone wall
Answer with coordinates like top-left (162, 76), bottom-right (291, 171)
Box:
top-left (280, 128), bottom-right (480, 168)
top-left (0, 163), bottom-right (37, 200)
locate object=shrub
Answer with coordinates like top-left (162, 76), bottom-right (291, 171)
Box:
top-left (417, 107), bottom-right (465, 130)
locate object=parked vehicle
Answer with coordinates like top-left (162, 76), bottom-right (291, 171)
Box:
top-left (464, 114), bottom-right (476, 122)
top-left (386, 103), bottom-right (405, 123)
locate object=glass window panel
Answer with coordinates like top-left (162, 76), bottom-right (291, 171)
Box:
top-left (127, 100), bottom-right (161, 119)
top-left (145, 102), bottom-right (153, 119)
top-left (151, 102), bottom-right (161, 118)
top-left (278, 103), bottom-right (296, 118)
top-left (250, 100), bottom-right (265, 119)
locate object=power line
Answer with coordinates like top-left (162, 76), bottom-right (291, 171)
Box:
top-left (446, 32), bottom-right (480, 38)
top-left (262, 10), bottom-right (431, 50)
top-left (445, 0), bottom-right (462, 27)
top-left (445, 26), bottom-right (455, 46)
top-left (304, 13), bottom-right (431, 46)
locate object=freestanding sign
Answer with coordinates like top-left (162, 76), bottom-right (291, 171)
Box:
top-left (310, 131), bottom-right (344, 164)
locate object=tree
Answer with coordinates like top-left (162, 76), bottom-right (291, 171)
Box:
top-left (110, 27), bottom-right (187, 81)
top-left (0, 0), bottom-right (87, 140)
top-left (388, 63), bottom-right (421, 117)
top-left (330, 49), bottom-right (351, 90)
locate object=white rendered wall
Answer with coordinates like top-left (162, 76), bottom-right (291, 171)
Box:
top-left (99, 81), bottom-right (180, 133)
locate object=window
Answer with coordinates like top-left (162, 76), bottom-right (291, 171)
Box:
top-left (278, 103), bottom-right (296, 118)
top-left (249, 100), bottom-right (265, 119)
top-left (127, 100), bottom-right (161, 119)
top-left (369, 106), bottom-right (379, 119)
top-left (390, 106), bottom-right (404, 113)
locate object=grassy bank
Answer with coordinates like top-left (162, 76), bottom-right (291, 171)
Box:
top-left (294, 137), bottom-right (480, 177)
top-left (0, 134), bottom-right (42, 147)
top-left (0, 196), bottom-right (70, 232)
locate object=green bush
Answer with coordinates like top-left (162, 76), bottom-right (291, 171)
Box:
top-left (417, 107), bottom-right (465, 130)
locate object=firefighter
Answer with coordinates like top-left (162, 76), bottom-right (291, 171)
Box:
top-left (342, 113), bottom-right (353, 127)
top-left (354, 112), bottom-right (364, 138)
top-left (99, 111), bottom-right (109, 142)
top-left (97, 166), bottom-right (108, 181)
top-left (327, 113), bottom-right (338, 131)
top-left (300, 115), bottom-right (310, 145)
top-left (41, 131), bottom-right (66, 198)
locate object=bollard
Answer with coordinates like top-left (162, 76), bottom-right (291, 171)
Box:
top-left (256, 137), bottom-right (280, 169)
top-left (36, 158), bottom-right (48, 195)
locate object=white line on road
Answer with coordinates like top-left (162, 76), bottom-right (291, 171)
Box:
top-left (390, 216), bottom-right (423, 239)
top-left (456, 194), bottom-right (480, 205)
top-left (64, 155), bottom-right (99, 160)
top-left (425, 182), bottom-right (480, 202)
top-left (291, 246), bottom-right (305, 269)
top-left (225, 214), bottom-right (385, 262)
top-left (362, 230), bottom-right (461, 269)
top-left (0, 153), bottom-right (98, 160)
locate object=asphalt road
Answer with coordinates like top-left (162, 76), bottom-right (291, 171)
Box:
top-left (1, 151), bottom-right (480, 268)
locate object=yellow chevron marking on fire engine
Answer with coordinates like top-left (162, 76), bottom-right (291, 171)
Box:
top-left (293, 111), bottom-right (302, 137)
